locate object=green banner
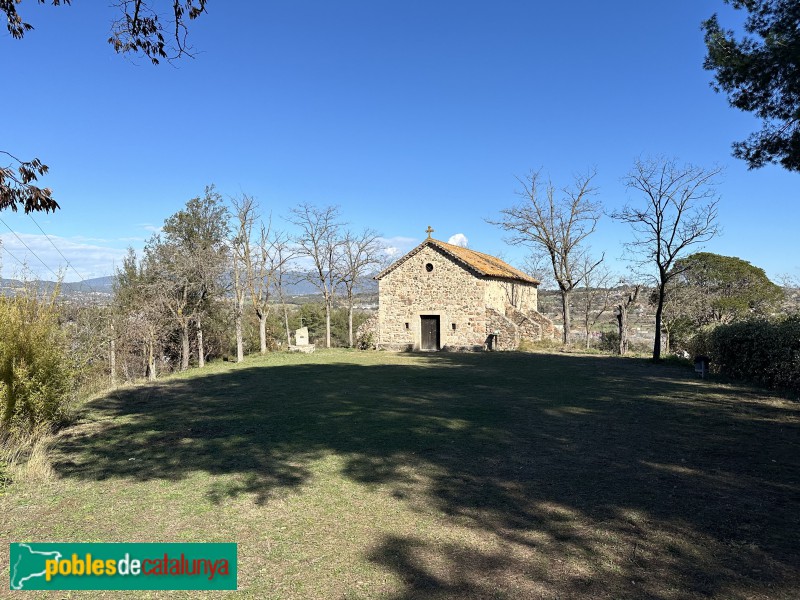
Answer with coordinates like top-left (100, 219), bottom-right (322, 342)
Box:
top-left (9, 543), bottom-right (237, 591)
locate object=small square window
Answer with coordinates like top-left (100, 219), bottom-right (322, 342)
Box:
top-left (405, 322), bottom-right (410, 330)
top-left (452, 323), bottom-right (457, 330)
top-left (425, 263), bottom-right (433, 272)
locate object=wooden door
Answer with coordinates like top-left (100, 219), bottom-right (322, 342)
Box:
top-left (420, 316), bottom-right (440, 351)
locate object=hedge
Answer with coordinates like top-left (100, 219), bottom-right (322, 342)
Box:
top-left (691, 316), bottom-right (800, 397)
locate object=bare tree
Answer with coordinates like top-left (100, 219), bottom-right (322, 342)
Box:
top-left (231, 196), bottom-right (297, 354)
top-left (288, 204), bottom-right (344, 348)
top-left (489, 169), bottom-right (602, 344)
top-left (230, 197), bottom-right (253, 363)
top-left (615, 283), bottom-right (641, 356)
top-left (266, 230), bottom-right (297, 348)
top-left (577, 257), bottom-right (613, 349)
top-left (778, 272), bottom-right (800, 288)
top-left (232, 248), bottom-right (246, 362)
top-left (612, 157), bottom-right (722, 361)
top-left (250, 219), bottom-right (277, 353)
top-left (230, 194), bottom-right (265, 355)
top-left (339, 229), bottom-right (383, 347)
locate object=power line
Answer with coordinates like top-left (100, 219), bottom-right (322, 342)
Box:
top-left (28, 214), bottom-right (98, 295)
top-left (0, 216), bottom-right (62, 282)
top-left (0, 242), bottom-right (34, 276)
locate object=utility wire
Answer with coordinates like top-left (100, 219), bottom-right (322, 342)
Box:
top-left (28, 214), bottom-right (98, 295)
top-left (0, 215), bottom-right (62, 282)
top-left (0, 242), bottom-right (34, 276)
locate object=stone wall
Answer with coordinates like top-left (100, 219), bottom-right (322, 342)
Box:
top-left (484, 278), bottom-right (538, 313)
top-left (355, 314), bottom-right (379, 349)
top-left (485, 307), bottom-right (519, 350)
top-left (378, 245), bottom-right (487, 350)
top-left (505, 305), bottom-right (543, 341)
top-left (378, 243), bottom-right (553, 351)
top-left (524, 310), bottom-right (556, 340)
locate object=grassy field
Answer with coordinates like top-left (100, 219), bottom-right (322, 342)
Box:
top-left (2, 349), bottom-right (799, 599)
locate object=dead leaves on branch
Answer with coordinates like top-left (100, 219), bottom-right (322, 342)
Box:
top-left (0, 153), bottom-right (59, 213)
top-left (107, 0), bottom-right (208, 65)
top-left (3, 1), bottom-right (208, 65)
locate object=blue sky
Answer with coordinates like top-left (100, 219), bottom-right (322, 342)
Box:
top-left (2, 1), bottom-right (797, 284)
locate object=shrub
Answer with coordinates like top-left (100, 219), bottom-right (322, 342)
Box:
top-left (0, 427), bottom-right (54, 484)
top-left (699, 316), bottom-right (800, 397)
top-left (517, 337), bottom-right (563, 352)
top-left (0, 291), bottom-right (75, 432)
top-left (687, 325), bottom-right (715, 359)
top-left (517, 338), bottom-right (536, 352)
top-left (356, 330), bottom-right (375, 350)
top-left (598, 330), bottom-right (620, 353)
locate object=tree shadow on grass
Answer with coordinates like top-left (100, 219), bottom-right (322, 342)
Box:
top-left (52, 352), bottom-right (800, 599)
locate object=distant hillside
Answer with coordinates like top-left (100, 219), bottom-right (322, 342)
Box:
top-left (282, 273), bottom-right (378, 297)
top-left (0, 275), bottom-right (115, 300)
top-left (64, 276), bottom-right (115, 294)
top-left (0, 272), bottom-right (379, 304)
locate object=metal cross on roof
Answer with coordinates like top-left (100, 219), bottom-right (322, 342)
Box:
top-left (425, 225), bottom-right (434, 238)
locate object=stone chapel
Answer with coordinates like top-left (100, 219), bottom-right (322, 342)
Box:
top-left (373, 231), bottom-right (554, 351)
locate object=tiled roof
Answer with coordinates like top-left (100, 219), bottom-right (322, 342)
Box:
top-left (375, 238), bottom-right (540, 284)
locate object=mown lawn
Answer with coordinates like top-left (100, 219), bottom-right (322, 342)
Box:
top-left (2, 350), bottom-right (799, 599)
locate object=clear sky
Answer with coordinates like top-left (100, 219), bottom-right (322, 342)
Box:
top-left (2, 1), bottom-right (798, 284)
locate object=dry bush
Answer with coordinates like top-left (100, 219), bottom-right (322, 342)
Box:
top-left (0, 426), bottom-right (54, 488)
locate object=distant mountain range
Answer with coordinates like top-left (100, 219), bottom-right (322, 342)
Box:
top-left (0, 272), bottom-right (379, 303)
top-left (0, 276), bottom-right (115, 299)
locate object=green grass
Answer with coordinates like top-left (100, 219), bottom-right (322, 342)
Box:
top-left (2, 349), bottom-right (799, 599)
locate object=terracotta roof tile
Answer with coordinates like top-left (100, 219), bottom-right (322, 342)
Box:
top-left (376, 238), bottom-right (539, 284)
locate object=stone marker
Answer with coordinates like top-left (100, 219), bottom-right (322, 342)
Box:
top-left (290, 326), bottom-right (315, 353)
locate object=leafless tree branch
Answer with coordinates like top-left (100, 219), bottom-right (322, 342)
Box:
top-left (488, 168), bottom-right (601, 344)
top-left (611, 156), bottom-right (722, 360)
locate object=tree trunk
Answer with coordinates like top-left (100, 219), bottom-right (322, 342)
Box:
top-left (180, 321), bottom-right (190, 371)
top-left (616, 305), bottom-right (627, 355)
top-left (615, 285), bottom-right (640, 356)
top-left (348, 302), bottom-right (354, 348)
top-left (560, 289), bottom-right (571, 345)
top-left (653, 285), bottom-right (665, 361)
top-left (325, 295), bottom-right (332, 348)
top-left (110, 323), bottom-right (117, 387)
top-left (585, 321), bottom-right (591, 349)
top-left (196, 317), bottom-right (205, 368)
top-left (235, 305), bottom-right (244, 363)
top-left (258, 310), bottom-right (267, 354)
top-left (283, 303), bottom-right (291, 347)
top-left (147, 339), bottom-right (156, 381)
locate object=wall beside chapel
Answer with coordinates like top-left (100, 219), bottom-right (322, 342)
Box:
top-left (378, 245), bottom-right (487, 350)
top-left (483, 278), bottom-right (538, 314)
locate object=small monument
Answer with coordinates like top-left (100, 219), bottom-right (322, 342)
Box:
top-left (289, 326), bottom-right (315, 353)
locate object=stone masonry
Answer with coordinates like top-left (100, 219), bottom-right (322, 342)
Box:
top-left (374, 238), bottom-right (554, 351)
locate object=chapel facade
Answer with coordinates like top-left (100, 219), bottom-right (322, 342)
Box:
top-left (373, 234), bottom-right (554, 351)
